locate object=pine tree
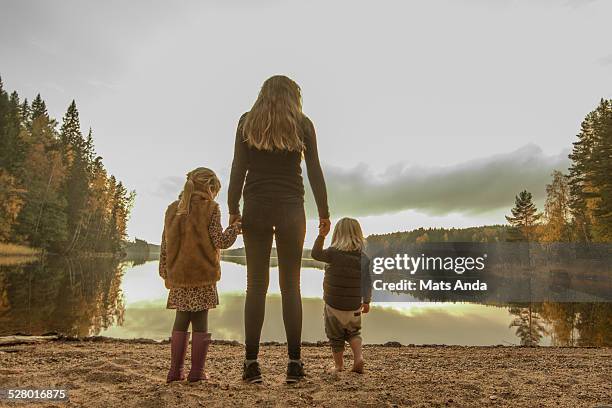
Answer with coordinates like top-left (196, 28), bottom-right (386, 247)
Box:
top-left (19, 98), bottom-right (30, 129)
top-left (60, 100), bottom-right (84, 154)
top-left (30, 94), bottom-right (48, 122)
top-left (568, 99), bottom-right (612, 242)
top-left (0, 91), bottom-right (26, 174)
top-left (505, 190), bottom-right (542, 241)
top-left (60, 100), bottom-right (90, 252)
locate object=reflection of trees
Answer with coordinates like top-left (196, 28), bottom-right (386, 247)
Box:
top-left (221, 255), bottom-right (325, 270)
top-left (541, 302), bottom-right (578, 346)
top-left (509, 304), bottom-right (547, 346)
top-left (515, 302), bottom-right (612, 347)
top-left (0, 256), bottom-right (125, 337)
top-left (573, 303), bottom-right (612, 347)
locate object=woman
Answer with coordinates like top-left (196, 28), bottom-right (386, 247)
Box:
top-left (228, 75), bottom-right (330, 383)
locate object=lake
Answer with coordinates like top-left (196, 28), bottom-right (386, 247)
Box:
top-left (1, 256), bottom-right (610, 346)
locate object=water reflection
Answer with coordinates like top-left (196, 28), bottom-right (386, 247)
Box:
top-left (0, 257), bottom-right (610, 346)
top-left (0, 257), bottom-right (125, 337)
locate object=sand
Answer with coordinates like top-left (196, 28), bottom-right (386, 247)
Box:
top-left (0, 338), bottom-right (610, 408)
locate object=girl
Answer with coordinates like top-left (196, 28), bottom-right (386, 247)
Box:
top-left (311, 217), bottom-right (371, 374)
top-left (159, 167), bottom-right (240, 383)
top-left (228, 75), bottom-right (330, 383)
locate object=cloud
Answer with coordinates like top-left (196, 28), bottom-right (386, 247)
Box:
top-left (154, 145), bottom-right (570, 219)
top-left (305, 144), bottom-right (570, 218)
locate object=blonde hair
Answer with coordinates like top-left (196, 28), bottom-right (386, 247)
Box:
top-left (176, 167), bottom-right (221, 215)
top-left (243, 75), bottom-right (305, 152)
top-left (331, 218), bottom-right (365, 252)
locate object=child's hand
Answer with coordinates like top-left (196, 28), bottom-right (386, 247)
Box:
top-left (319, 218), bottom-right (331, 237)
top-left (361, 303), bottom-right (370, 314)
top-left (232, 221), bottom-right (242, 234)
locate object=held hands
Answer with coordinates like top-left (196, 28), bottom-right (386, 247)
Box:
top-left (361, 303), bottom-right (370, 314)
top-left (318, 218), bottom-right (331, 237)
top-left (229, 214), bottom-right (242, 234)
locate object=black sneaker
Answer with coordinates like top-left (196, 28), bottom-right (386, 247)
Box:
top-left (286, 361), bottom-right (305, 383)
top-left (242, 361), bottom-right (263, 384)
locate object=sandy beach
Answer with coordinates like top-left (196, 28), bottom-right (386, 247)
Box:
top-left (0, 337), bottom-right (610, 407)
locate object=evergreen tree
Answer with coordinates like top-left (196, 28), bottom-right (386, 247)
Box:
top-left (19, 98), bottom-right (30, 129)
top-left (30, 94), bottom-right (48, 122)
top-left (0, 91), bottom-right (27, 174)
top-left (59, 100), bottom-right (85, 154)
top-left (568, 99), bottom-right (612, 242)
top-left (60, 101), bottom-right (90, 252)
top-left (505, 190), bottom-right (542, 241)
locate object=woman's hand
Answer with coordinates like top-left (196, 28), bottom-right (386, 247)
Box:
top-left (319, 218), bottom-right (331, 236)
top-left (361, 303), bottom-right (370, 314)
top-left (229, 214), bottom-right (242, 226)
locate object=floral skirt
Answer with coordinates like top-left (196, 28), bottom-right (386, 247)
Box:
top-left (167, 284), bottom-right (219, 312)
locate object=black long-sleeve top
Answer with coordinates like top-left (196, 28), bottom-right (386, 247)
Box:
top-left (227, 112), bottom-right (330, 218)
top-left (311, 235), bottom-right (372, 310)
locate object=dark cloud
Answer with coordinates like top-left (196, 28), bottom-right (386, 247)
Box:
top-left (305, 145), bottom-right (570, 217)
top-left (156, 145), bottom-right (570, 218)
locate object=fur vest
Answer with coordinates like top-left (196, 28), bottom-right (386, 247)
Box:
top-left (163, 196), bottom-right (220, 288)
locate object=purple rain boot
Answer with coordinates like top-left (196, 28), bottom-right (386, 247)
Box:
top-left (188, 332), bottom-right (212, 382)
top-left (166, 331), bottom-right (189, 383)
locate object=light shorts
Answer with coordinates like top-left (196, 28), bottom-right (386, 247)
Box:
top-left (324, 303), bottom-right (362, 353)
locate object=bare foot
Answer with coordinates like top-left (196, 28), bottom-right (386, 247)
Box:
top-left (328, 365), bottom-right (344, 374)
top-left (351, 359), bottom-right (364, 374)
top-left (188, 372), bottom-right (209, 383)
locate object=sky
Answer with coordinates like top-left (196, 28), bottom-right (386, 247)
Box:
top-left (1, 0), bottom-right (611, 245)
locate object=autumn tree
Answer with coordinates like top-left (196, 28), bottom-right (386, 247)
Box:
top-left (540, 171), bottom-right (573, 242)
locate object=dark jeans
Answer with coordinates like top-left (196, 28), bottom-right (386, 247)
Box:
top-left (242, 200), bottom-right (306, 360)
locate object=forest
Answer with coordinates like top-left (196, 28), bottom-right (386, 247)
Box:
top-left (0, 76), bottom-right (134, 255)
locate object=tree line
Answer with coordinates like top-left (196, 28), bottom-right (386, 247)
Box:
top-left (0, 76), bottom-right (134, 254)
top-left (506, 98), bottom-right (611, 243)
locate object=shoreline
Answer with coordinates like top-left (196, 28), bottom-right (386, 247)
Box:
top-left (1, 337), bottom-right (610, 407)
top-left (2, 334), bottom-right (610, 349)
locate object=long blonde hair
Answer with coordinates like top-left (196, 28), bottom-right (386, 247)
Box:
top-left (176, 167), bottom-right (221, 215)
top-left (331, 218), bottom-right (365, 252)
top-left (242, 75), bottom-right (305, 152)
